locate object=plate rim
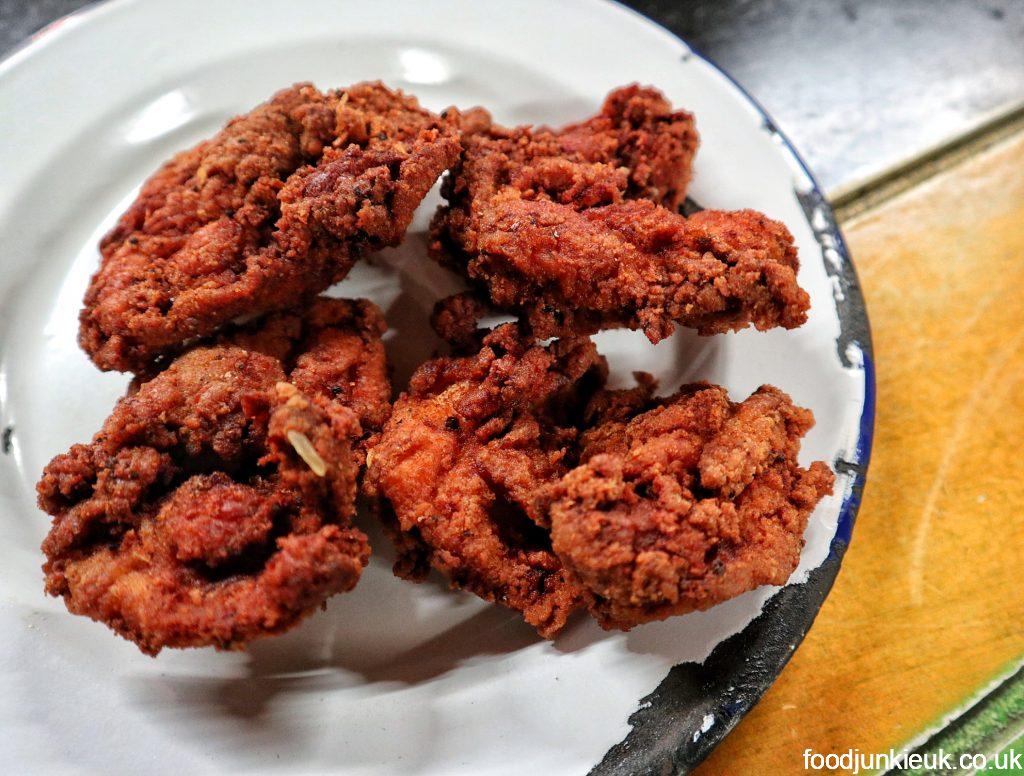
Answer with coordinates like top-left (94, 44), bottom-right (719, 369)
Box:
top-left (0, 1), bottom-right (876, 773)
top-left (588, 3), bottom-right (875, 773)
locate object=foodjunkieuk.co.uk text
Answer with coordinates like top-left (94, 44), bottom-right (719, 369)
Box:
top-left (803, 747), bottom-right (1024, 773)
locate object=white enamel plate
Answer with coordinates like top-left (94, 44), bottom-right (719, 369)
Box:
top-left (0, 1), bottom-right (872, 773)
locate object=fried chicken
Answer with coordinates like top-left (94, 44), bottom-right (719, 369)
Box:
top-left (370, 316), bottom-right (831, 635)
top-left (445, 84), bottom-right (697, 215)
top-left (365, 323), bottom-right (606, 637)
top-left (81, 82), bottom-right (460, 373)
top-left (547, 381), bottom-right (834, 629)
top-left (53, 74), bottom-right (833, 651)
top-left (38, 298), bottom-right (390, 654)
top-left (430, 84), bottom-right (810, 342)
top-left (224, 296), bottom-right (391, 462)
top-left (428, 290), bottom-right (492, 350)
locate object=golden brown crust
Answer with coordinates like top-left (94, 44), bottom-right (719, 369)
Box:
top-left (430, 84), bottom-right (811, 342)
top-left (429, 291), bottom-right (491, 350)
top-left (455, 198), bottom-right (807, 341)
top-left (224, 296), bottom-right (391, 460)
top-left (365, 324), bottom-right (607, 637)
top-left (58, 77), bottom-right (833, 649)
top-left (39, 298), bottom-right (389, 654)
top-left (548, 382), bottom-right (834, 629)
top-left (441, 84), bottom-right (697, 213)
top-left (80, 82), bottom-right (460, 373)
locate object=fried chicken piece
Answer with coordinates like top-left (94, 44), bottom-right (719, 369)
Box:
top-left (365, 324), bottom-right (607, 637)
top-left (547, 381), bottom-right (834, 629)
top-left (428, 290), bottom-right (492, 350)
top-left (81, 81), bottom-right (460, 373)
top-left (430, 85), bottom-right (811, 342)
top-left (38, 297), bottom-right (389, 654)
top-left (453, 198), bottom-right (808, 342)
top-left (444, 84), bottom-right (697, 214)
top-left (224, 296), bottom-right (391, 462)
top-left (559, 84), bottom-right (698, 208)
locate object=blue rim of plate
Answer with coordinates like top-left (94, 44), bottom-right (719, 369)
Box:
top-left (1, 2), bottom-right (876, 774)
top-left (589, 3), bottom-right (876, 774)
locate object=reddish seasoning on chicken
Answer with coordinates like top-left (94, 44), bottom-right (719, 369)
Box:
top-left (80, 82), bottom-right (460, 373)
top-left (548, 380), bottom-right (834, 629)
top-left (39, 298), bottom-right (390, 654)
top-left (430, 84), bottom-right (810, 342)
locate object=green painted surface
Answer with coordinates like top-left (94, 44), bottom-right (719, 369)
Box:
top-left (893, 666), bottom-right (1024, 776)
top-left (980, 731), bottom-right (1024, 775)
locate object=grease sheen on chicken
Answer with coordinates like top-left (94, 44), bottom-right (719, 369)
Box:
top-left (38, 298), bottom-right (390, 654)
top-left (430, 84), bottom-right (810, 342)
top-left (81, 82), bottom-right (460, 373)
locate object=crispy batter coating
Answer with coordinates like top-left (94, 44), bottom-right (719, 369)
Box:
top-left (548, 381), bottom-right (834, 629)
top-left (558, 84), bottom-right (698, 208)
top-left (429, 290), bottom-right (492, 350)
top-left (443, 84), bottom-right (697, 214)
top-left (38, 298), bottom-right (389, 654)
top-left (430, 84), bottom-right (811, 342)
top-left (224, 296), bottom-right (391, 460)
top-left (81, 82), bottom-right (460, 373)
top-left (366, 324), bottom-right (607, 636)
top-left (451, 198), bottom-right (808, 342)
